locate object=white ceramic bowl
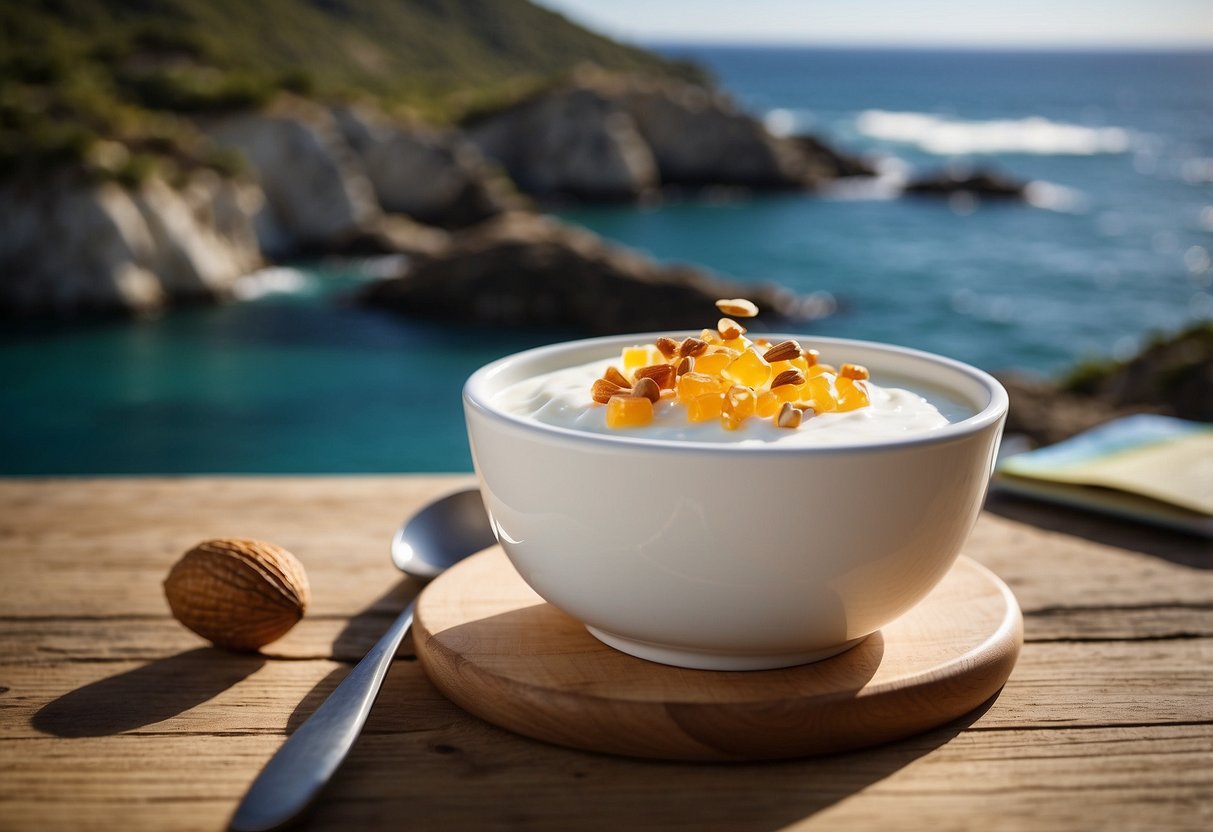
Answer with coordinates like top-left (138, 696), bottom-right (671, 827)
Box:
top-left (464, 334), bottom-right (1008, 671)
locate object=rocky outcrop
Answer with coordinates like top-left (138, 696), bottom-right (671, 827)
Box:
top-left (466, 85), bottom-right (659, 201)
top-left (999, 324), bottom-right (1213, 446)
top-left (204, 98), bottom-right (380, 256)
top-left (0, 171), bottom-right (262, 317)
top-left (358, 212), bottom-right (828, 333)
top-left (905, 166), bottom-right (1026, 199)
top-left (616, 79), bottom-right (804, 189)
top-left (465, 74), bottom-right (870, 201)
top-left (331, 104), bottom-right (517, 227)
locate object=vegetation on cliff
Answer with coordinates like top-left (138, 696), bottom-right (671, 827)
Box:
top-left (0, 0), bottom-right (701, 180)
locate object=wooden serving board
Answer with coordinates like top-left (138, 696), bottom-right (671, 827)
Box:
top-left (413, 547), bottom-right (1023, 761)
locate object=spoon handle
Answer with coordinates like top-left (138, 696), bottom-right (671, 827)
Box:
top-left (230, 600), bottom-right (416, 832)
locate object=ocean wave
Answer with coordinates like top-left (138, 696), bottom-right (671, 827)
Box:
top-left (855, 110), bottom-right (1132, 156)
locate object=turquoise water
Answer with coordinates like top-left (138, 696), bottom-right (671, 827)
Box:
top-left (2, 48), bottom-right (1211, 474)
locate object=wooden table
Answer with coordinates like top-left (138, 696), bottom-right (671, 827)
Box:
top-left (1, 477), bottom-right (1210, 831)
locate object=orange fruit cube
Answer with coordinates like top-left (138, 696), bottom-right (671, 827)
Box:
top-left (723, 348), bottom-right (771, 389)
top-left (605, 395), bottom-right (653, 428)
top-left (687, 393), bottom-right (724, 422)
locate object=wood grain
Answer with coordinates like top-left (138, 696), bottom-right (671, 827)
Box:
top-left (1, 477), bottom-right (1211, 831)
top-left (414, 549), bottom-right (1022, 760)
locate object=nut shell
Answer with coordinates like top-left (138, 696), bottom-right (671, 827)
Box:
top-left (164, 538), bottom-right (310, 651)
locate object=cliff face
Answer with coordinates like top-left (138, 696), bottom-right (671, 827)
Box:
top-left (464, 74), bottom-right (868, 201)
top-left (0, 171), bottom-right (261, 317)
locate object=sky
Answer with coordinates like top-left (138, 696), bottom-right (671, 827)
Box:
top-left (532, 0), bottom-right (1213, 49)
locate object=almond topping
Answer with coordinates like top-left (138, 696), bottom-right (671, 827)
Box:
top-left (770, 369), bottom-right (806, 389)
top-left (604, 365), bottom-right (630, 387)
top-left (715, 298), bottom-right (759, 318)
top-left (762, 339), bottom-right (803, 363)
top-left (676, 356), bottom-right (692, 376)
top-left (592, 378), bottom-right (629, 404)
top-left (635, 363), bottom-right (676, 389)
top-left (632, 376), bottom-right (661, 404)
top-left (776, 402), bottom-right (802, 429)
top-left (840, 363), bottom-right (870, 380)
top-left (679, 337), bottom-right (708, 357)
top-left (717, 317), bottom-right (745, 340)
top-left (654, 337), bottom-right (680, 359)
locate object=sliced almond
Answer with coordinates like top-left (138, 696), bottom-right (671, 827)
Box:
top-left (770, 369), bottom-right (806, 389)
top-left (802, 348), bottom-right (820, 368)
top-left (635, 363), bottom-right (676, 390)
top-left (654, 337), bottom-right (679, 359)
top-left (776, 402), bottom-right (802, 429)
top-left (632, 376), bottom-right (661, 404)
top-left (676, 356), bottom-right (692, 376)
top-left (604, 365), bottom-right (630, 387)
top-left (715, 298), bottom-right (759, 318)
top-left (717, 317), bottom-right (745, 341)
top-left (679, 337), bottom-right (708, 358)
top-left (762, 339), bottom-right (802, 363)
top-left (592, 378), bottom-right (629, 404)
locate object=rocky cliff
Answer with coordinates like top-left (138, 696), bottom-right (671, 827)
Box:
top-left (0, 170), bottom-right (261, 317)
top-left (464, 73), bottom-right (871, 201)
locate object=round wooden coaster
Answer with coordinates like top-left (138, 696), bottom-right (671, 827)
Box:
top-left (413, 547), bottom-right (1022, 761)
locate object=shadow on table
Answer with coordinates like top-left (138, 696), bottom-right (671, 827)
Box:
top-left (289, 663), bottom-right (1002, 832)
top-left (985, 493), bottom-right (1213, 569)
top-left (31, 647), bottom-right (265, 737)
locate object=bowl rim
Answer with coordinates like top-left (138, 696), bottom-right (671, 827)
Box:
top-left (464, 333), bottom-right (1009, 455)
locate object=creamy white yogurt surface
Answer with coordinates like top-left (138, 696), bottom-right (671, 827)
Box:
top-left (494, 357), bottom-right (950, 446)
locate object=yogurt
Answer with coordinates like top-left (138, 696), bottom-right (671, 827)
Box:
top-left (494, 356), bottom-right (950, 447)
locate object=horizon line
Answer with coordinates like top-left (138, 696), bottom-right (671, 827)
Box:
top-left (637, 38), bottom-right (1213, 53)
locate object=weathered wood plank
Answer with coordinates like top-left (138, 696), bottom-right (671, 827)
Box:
top-left (2, 719), bottom-right (1210, 832)
top-left (2, 476), bottom-right (1211, 832)
top-left (3, 639), bottom-right (1211, 743)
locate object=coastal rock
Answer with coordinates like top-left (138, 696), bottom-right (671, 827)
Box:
top-left (331, 104), bottom-right (517, 227)
top-left (0, 172), bottom-right (262, 317)
top-left (465, 74), bottom-right (872, 200)
top-left (466, 86), bottom-right (658, 201)
top-left (358, 212), bottom-right (825, 333)
top-left (616, 79), bottom-right (806, 189)
top-left (204, 98), bottom-right (380, 256)
top-left (905, 166), bottom-right (1026, 199)
top-left (998, 324), bottom-right (1213, 446)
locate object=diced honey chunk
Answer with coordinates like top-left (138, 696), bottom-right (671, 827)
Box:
top-left (772, 383), bottom-right (801, 403)
top-left (835, 378), bottom-right (871, 411)
top-left (605, 395), bottom-right (653, 428)
top-left (724, 385), bottom-right (756, 421)
top-left (800, 374), bottom-right (837, 412)
top-left (622, 346), bottom-right (660, 371)
top-left (768, 359), bottom-right (797, 376)
top-left (687, 392), bottom-right (724, 422)
top-left (700, 328), bottom-right (723, 345)
top-left (756, 390), bottom-right (781, 418)
top-left (722, 336), bottom-right (751, 353)
top-left (723, 348), bottom-right (771, 389)
top-left (677, 371), bottom-right (721, 402)
top-left (694, 351), bottom-right (732, 377)
top-left (839, 363), bottom-right (870, 381)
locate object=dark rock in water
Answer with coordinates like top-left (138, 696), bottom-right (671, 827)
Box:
top-left (997, 323), bottom-right (1213, 446)
top-left (905, 166), bottom-right (1026, 199)
top-left (788, 135), bottom-right (877, 179)
top-left (358, 212), bottom-right (828, 334)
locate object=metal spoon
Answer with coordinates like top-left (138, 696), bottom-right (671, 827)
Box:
top-left (230, 488), bottom-right (495, 832)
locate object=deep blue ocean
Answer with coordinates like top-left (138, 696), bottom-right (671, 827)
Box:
top-left (3, 47), bottom-right (1211, 474)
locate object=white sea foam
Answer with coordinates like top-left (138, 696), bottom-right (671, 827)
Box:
top-left (855, 110), bottom-right (1132, 156)
top-left (232, 267), bottom-right (308, 300)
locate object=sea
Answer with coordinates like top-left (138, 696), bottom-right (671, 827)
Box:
top-left (3, 47), bottom-right (1211, 474)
